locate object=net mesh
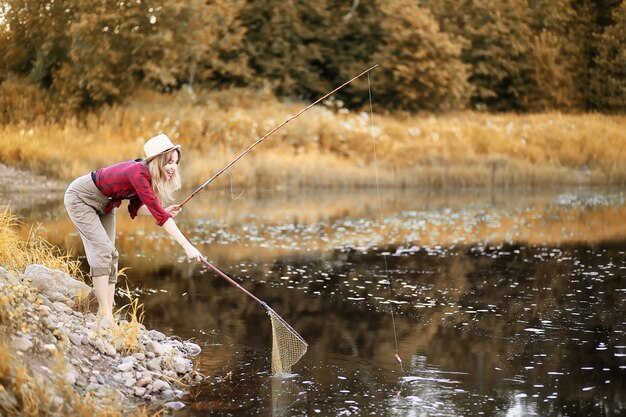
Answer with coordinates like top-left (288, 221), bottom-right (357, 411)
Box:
top-left (267, 307), bottom-right (308, 374)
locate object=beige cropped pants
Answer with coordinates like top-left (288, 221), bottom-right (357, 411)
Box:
top-left (64, 174), bottom-right (119, 284)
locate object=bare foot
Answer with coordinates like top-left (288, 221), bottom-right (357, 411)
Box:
top-left (97, 312), bottom-right (115, 330)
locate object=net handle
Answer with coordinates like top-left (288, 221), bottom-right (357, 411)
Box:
top-left (199, 257), bottom-right (265, 307)
top-left (199, 257), bottom-right (308, 346)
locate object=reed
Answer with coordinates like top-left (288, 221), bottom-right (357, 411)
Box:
top-left (0, 87), bottom-right (625, 188)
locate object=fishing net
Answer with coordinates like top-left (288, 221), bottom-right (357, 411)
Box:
top-left (267, 306), bottom-right (308, 374)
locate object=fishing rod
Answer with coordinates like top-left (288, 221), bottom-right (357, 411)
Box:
top-left (178, 63), bottom-right (379, 209)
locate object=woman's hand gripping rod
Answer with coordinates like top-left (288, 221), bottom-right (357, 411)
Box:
top-left (177, 64), bottom-right (379, 209)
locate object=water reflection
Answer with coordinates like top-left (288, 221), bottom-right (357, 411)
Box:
top-left (5, 187), bottom-right (626, 416)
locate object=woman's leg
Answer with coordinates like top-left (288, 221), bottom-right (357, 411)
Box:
top-left (101, 209), bottom-right (118, 319)
top-left (93, 275), bottom-right (112, 327)
top-left (65, 184), bottom-right (116, 328)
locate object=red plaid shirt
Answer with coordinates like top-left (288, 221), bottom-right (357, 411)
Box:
top-left (93, 160), bottom-right (172, 226)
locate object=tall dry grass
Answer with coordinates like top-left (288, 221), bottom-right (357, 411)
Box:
top-left (0, 207), bottom-right (156, 417)
top-left (0, 87), bottom-right (625, 188)
top-left (0, 206), bottom-right (84, 277)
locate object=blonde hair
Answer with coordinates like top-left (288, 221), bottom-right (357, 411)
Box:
top-left (147, 149), bottom-right (182, 202)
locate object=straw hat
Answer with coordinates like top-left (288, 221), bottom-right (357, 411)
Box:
top-left (144, 134), bottom-right (181, 163)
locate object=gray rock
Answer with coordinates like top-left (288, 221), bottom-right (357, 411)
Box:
top-left (152, 379), bottom-right (170, 392)
top-left (145, 340), bottom-right (167, 357)
top-left (121, 355), bottom-right (137, 364)
top-left (146, 358), bottom-right (162, 372)
top-left (104, 342), bottom-right (117, 357)
top-left (171, 357), bottom-right (192, 374)
top-left (23, 264), bottom-right (93, 300)
top-left (11, 336), bottom-right (33, 351)
top-left (147, 330), bottom-right (166, 342)
top-left (47, 292), bottom-right (69, 303)
top-left (36, 304), bottom-right (52, 317)
top-left (42, 343), bottom-right (57, 352)
top-left (66, 370), bottom-right (77, 385)
top-left (165, 401), bottom-right (185, 410)
top-left (117, 362), bottom-right (134, 372)
top-left (134, 387), bottom-right (147, 397)
top-left (76, 375), bottom-right (88, 387)
top-left (135, 377), bottom-right (152, 388)
top-left (68, 334), bottom-right (82, 346)
top-left (183, 342), bottom-right (202, 356)
top-left (162, 389), bottom-right (176, 400)
top-left (52, 301), bottom-right (73, 315)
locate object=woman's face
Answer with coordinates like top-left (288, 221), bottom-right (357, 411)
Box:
top-left (162, 150), bottom-right (179, 180)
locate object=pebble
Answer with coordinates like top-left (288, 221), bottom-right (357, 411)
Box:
top-left (145, 340), bottom-right (167, 357)
top-left (68, 334), bottom-right (82, 346)
top-left (104, 343), bottom-right (117, 358)
top-left (52, 301), bottom-right (73, 314)
top-left (148, 330), bottom-right (166, 342)
top-left (172, 357), bottom-right (191, 374)
top-left (135, 377), bottom-right (152, 388)
top-left (36, 304), bottom-right (52, 317)
top-left (118, 362), bottom-right (134, 372)
top-left (184, 342), bottom-right (202, 356)
top-left (146, 357), bottom-right (162, 372)
top-left (11, 336), bottom-right (33, 351)
top-left (152, 380), bottom-right (171, 392)
top-left (165, 401), bottom-right (185, 410)
top-left (162, 389), bottom-right (176, 400)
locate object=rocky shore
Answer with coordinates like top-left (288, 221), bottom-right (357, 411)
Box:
top-left (1, 263), bottom-right (203, 414)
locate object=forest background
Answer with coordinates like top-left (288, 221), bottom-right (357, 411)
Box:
top-left (1, 0), bottom-right (626, 188)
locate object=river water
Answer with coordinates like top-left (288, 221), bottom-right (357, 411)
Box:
top-left (8, 186), bottom-right (626, 416)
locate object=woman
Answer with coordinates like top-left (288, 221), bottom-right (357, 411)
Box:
top-left (64, 133), bottom-right (202, 328)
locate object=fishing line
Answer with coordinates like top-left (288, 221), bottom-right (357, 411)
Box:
top-left (367, 72), bottom-right (403, 372)
top-left (224, 170), bottom-right (245, 201)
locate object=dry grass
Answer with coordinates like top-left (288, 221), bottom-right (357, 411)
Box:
top-left (0, 206), bottom-right (84, 277)
top-left (0, 208), bottom-right (157, 417)
top-left (0, 88), bottom-right (624, 188)
top-left (110, 274), bottom-right (146, 355)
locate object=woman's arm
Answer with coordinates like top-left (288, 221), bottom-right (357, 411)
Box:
top-left (136, 204), bottom-right (181, 217)
top-left (162, 218), bottom-right (203, 261)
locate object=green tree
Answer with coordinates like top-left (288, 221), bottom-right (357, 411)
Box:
top-left (0, 0), bottom-right (73, 87)
top-left (425, 0), bottom-right (537, 111)
top-left (526, 0), bottom-right (585, 110)
top-left (239, 0), bottom-right (332, 99)
top-left (374, 1), bottom-right (470, 111)
top-left (322, 0), bottom-right (383, 109)
top-left (0, 0), bottom-right (250, 110)
top-left (591, 2), bottom-right (626, 111)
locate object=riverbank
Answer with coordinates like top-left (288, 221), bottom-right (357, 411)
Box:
top-left (0, 264), bottom-right (203, 416)
top-left (0, 205), bottom-right (204, 416)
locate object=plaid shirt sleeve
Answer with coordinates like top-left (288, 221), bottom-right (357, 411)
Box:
top-left (127, 164), bottom-right (172, 226)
